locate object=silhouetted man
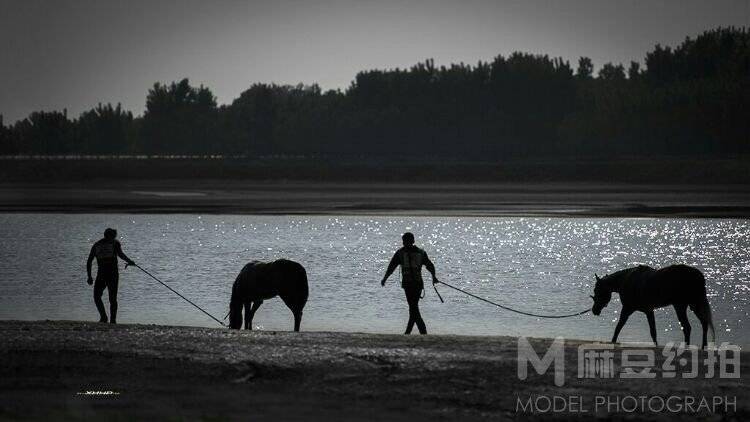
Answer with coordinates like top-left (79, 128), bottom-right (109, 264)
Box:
top-left (86, 228), bottom-right (135, 324)
top-left (380, 232), bottom-right (437, 334)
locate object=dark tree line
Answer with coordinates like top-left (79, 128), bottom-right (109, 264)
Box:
top-left (1, 27), bottom-right (748, 158)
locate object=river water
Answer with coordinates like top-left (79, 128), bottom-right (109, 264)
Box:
top-left (0, 214), bottom-right (747, 346)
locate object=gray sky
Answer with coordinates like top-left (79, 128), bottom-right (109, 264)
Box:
top-left (1, 0), bottom-right (748, 123)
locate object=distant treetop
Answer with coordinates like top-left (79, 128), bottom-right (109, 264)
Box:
top-left (1, 27), bottom-right (748, 157)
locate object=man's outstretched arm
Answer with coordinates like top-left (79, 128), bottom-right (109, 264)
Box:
top-left (423, 252), bottom-right (437, 283)
top-left (380, 252), bottom-right (400, 286)
top-left (86, 246), bottom-right (95, 285)
top-left (115, 242), bottom-right (135, 266)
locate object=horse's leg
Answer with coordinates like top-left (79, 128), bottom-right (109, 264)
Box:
top-left (674, 304), bottom-right (691, 346)
top-left (293, 309), bottom-right (302, 332)
top-left (280, 294), bottom-right (304, 332)
top-left (645, 310), bottom-right (657, 346)
top-left (245, 301), bottom-right (262, 330)
top-left (244, 301), bottom-right (251, 329)
top-left (690, 302), bottom-right (711, 349)
top-left (612, 308), bottom-right (633, 343)
top-left (700, 314), bottom-right (709, 349)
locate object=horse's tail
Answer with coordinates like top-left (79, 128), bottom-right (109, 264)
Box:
top-left (299, 265), bottom-right (309, 305)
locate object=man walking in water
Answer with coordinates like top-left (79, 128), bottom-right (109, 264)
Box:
top-left (86, 228), bottom-right (135, 324)
top-left (380, 232), bottom-right (438, 334)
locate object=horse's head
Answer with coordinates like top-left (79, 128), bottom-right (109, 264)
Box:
top-left (228, 282), bottom-right (244, 329)
top-left (590, 273), bottom-right (612, 316)
top-left (228, 300), bottom-right (243, 329)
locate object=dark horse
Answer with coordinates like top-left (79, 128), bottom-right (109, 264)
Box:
top-left (228, 259), bottom-right (309, 331)
top-left (591, 264), bottom-right (716, 348)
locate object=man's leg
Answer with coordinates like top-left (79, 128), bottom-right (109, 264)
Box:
top-left (404, 289), bottom-right (414, 334)
top-left (404, 288), bottom-right (415, 334)
top-left (406, 287), bottom-right (427, 335)
top-left (93, 279), bottom-right (108, 322)
top-left (108, 276), bottom-right (119, 324)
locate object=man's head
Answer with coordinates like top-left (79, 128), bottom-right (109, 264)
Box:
top-left (402, 232), bottom-right (415, 246)
top-left (104, 228), bottom-right (117, 240)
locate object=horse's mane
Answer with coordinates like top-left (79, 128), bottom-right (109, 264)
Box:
top-left (247, 259), bottom-right (289, 266)
top-left (601, 265), bottom-right (654, 287)
top-left (604, 267), bottom-right (635, 280)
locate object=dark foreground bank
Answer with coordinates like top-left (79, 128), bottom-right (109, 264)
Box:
top-left (0, 321), bottom-right (746, 421)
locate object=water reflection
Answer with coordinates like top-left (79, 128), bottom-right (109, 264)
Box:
top-left (0, 214), bottom-right (747, 345)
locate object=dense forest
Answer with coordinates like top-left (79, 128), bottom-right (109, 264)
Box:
top-left (1, 27), bottom-right (748, 158)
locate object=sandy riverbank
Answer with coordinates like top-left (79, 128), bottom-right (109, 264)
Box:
top-left (2, 182), bottom-right (750, 217)
top-left (0, 320), bottom-right (746, 421)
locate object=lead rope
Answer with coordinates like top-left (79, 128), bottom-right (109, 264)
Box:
top-left (130, 263), bottom-right (226, 327)
top-left (432, 281), bottom-right (444, 302)
top-left (433, 280), bottom-right (590, 318)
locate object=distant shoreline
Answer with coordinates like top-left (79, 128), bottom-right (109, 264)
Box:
top-left (1, 156), bottom-right (749, 185)
top-left (1, 181), bottom-right (750, 218)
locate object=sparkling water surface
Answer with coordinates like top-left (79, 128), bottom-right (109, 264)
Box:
top-left (0, 214), bottom-right (747, 346)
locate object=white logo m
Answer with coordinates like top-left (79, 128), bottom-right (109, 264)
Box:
top-left (517, 337), bottom-right (565, 386)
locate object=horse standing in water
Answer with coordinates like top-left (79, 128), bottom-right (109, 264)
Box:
top-left (591, 264), bottom-right (716, 348)
top-left (228, 259), bottom-right (309, 331)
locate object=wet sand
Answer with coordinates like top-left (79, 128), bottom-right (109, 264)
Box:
top-left (0, 320), bottom-right (746, 421)
top-left (2, 181), bottom-right (750, 217)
